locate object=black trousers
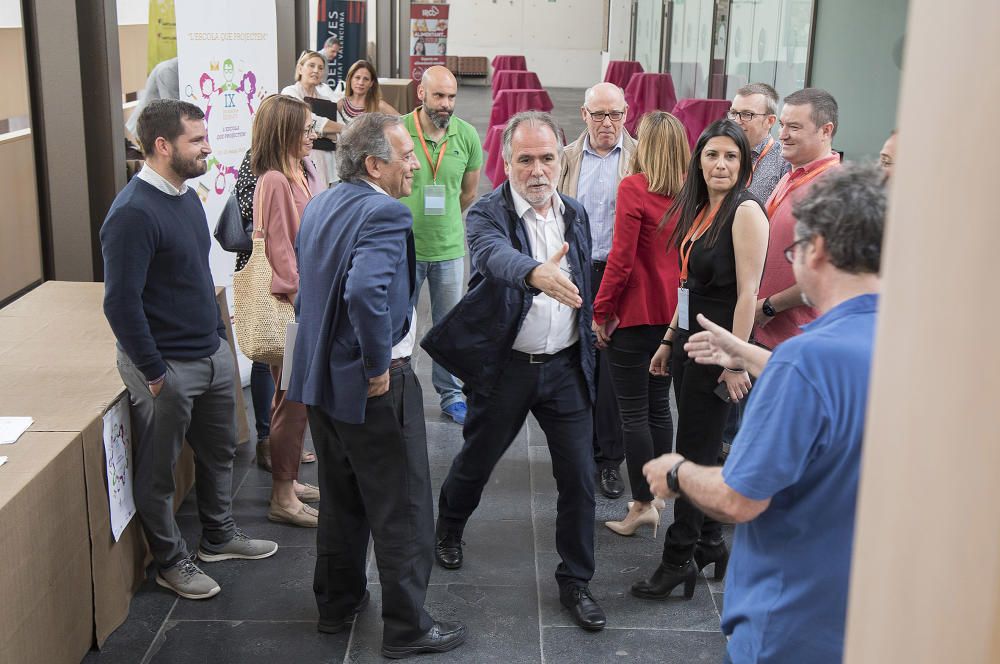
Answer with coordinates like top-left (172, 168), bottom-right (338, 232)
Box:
top-left (592, 264), bottom-right (625, 470)
top-left (661, 331), bottom-right (727, 565)
top-left (438, 349), bottom-right (596, 590)
top-left (605, 325), bottom-right (673, 503)
top-left (307, 363), bottom-right (434, 645)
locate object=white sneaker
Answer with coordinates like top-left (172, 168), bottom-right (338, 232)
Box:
top-left (156, 556), bottom-right (221, 600)
top-left (197, 528), bottom-right (278, 562)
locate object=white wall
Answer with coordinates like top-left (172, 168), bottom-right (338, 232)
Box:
top-left (447, 0), bottom-right (605, 89)
top-left (0, 0), bottom-right (20, 28)
top-left (116, 0), bottom-right (149, 25)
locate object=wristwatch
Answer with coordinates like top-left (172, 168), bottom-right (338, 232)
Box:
top-left (667, 459), bottom-right (689, 495)
top-left (762, 297), bottom-right (777, 317)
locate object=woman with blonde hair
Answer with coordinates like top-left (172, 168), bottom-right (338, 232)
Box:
top-left (338, 59), bottom-right (398, 124)
top-left (246, 94), bottom-right (325, 527)
top-left (281, 50), bottom-right (344, 186)
top-left (593, 110), bottom-right (689, 537)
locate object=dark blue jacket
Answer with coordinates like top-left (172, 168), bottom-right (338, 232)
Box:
top-left (421, 182), bottom-right (595, 400)
top-left (287, 181), bottom-right (415, 425)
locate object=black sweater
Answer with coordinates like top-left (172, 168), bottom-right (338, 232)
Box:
top-left (101, 176), bottom-right (224, 381)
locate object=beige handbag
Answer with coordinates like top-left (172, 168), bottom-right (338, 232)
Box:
top-left (232, 208), bottom-right (296, 366)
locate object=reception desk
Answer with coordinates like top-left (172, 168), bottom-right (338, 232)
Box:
top-left (0, 282), bottom-right (248, 662)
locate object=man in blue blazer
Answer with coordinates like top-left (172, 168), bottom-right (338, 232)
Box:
top-left (421, 111), bottom-right (606, 631)
top-left (288, 113), bottom-right (466, 658)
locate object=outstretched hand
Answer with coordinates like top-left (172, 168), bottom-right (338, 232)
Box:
top-left (527, 242), bottom-right (582, 309)
top-left (684, 314), bottom-right (747, 369)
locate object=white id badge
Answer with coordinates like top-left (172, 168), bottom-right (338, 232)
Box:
top-left (677, 287), bottom-right (690, 330)
top-left (424, 184), bottom-right (446, 216)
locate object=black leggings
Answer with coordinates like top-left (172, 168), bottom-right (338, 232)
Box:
top-left (605, 325), bottom-right (673, 503)
top-left (661, 330), bottom-right (728, 565)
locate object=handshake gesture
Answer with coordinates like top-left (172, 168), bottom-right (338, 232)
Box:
top-left (527, 242), bottom-right (582, 309)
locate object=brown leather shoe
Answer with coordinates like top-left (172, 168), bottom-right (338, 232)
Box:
top-left (267, 502), bottom-right (319, 527)
top-left (255, 437), bottom-right (272, 472)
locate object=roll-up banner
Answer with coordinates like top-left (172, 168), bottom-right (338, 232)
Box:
top-left (409, 3), bottom-right (449, 83)
top-left (316, 0), bottom-right (367, 89)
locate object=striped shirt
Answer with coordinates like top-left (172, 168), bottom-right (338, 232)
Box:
top-left (576, 134), bottom-right (623, 262)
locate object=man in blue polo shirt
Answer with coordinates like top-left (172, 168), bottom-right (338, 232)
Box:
top-left (399, 65), bottom-right (483, 425)
top-left (642, 163), bottom-right (886, 663)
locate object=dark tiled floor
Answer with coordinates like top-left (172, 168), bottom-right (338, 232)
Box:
top-left (82, 85), bottom-right (729, 663)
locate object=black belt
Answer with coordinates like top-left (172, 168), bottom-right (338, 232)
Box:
top-left (592, 261), bottom-right (607, 272)
top-left (389, 356), bottom-right (410, 370)
top-left (510, 343), bottom-right (578, 365)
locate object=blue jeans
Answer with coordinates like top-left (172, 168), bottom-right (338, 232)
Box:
top-left (250, 361), bottom-right (274, 440)
top-left (414, 257), bottom-right (465, 409)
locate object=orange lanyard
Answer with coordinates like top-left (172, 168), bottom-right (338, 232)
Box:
top-left (679, 204), bottom-right (719, 285)
top-left (413, 108), bottom-right (447, 184)
top-left (747, 137), bottom-right (774, 186)
top-left (766, 157), bottom-right (837, 218)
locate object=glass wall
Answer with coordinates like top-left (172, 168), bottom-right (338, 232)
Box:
top-left (0, 1), bottom-right (42, 302)
top-left (724, 0), bottom-right (814, 99)
top-left (667, 0), bottom-right (714, 99)
top-left (634, 0), bottom-right (664, 73)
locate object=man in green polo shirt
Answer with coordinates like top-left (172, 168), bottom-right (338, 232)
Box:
top-left (400, 65), bottom-right (483, 425)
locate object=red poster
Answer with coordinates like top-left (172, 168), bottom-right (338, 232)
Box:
top-left (409, 3), bottom-right (449, 82)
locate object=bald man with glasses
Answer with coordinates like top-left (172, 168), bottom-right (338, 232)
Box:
top-left (558, 82), bottom-right (637, 500)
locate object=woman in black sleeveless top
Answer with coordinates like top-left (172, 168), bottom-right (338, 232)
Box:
top-left (631, 119), bottom-right (769, 601)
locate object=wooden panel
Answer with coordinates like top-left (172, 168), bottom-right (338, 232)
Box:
top-left (0, 131), bottom-right (42, 301)
top-left (0, 27), bottom-right (30, 121)
top-left (843, 0), bottom-right (1000, 661)
top-left (118, 23), bottom-right (149, 97)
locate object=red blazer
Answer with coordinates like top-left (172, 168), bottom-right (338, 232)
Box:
top-left (593, 173), bottom-right (680, 328)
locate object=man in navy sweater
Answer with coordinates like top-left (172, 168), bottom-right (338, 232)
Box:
top-left (101, 99), bottom-right (276, 600)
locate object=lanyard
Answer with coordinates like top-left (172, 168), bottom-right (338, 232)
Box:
top-left (766, 157), bottom-right (837, 218)
top-left (748, 137), bottom-right (774, 184)
top-left (413, 108), bottom-right (447, 184)
top-left (678, 204), bottom-right (719, 285)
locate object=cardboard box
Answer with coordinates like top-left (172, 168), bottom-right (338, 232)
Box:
top-left (0, 281), bottom-right (250, 659)
top-left (0, 432), bottom-right (94, 664)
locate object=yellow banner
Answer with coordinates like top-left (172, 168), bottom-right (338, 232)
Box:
top-left (147, 0), bottom-right (177, 73)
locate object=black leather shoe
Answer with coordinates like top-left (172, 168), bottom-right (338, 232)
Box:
top-left (381, 620), bottom-right (467, 659)
top-left (631, 560), bottom-right (698, 600)
top-left (598, 467), bottom-right (625, 499)
top-left (317, 589), bottom-right (370, 633)
top-left (435, 529), bottom-right (464, 570)
top-left (561, 586), bottom-right (607, 632)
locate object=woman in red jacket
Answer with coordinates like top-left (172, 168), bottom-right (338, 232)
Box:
top-left (593, 111), bottom-right (689, 536)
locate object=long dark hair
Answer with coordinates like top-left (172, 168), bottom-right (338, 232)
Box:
top-left (662, 119), bottom-right (753, 249)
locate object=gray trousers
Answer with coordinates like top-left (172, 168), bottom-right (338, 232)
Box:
top-left (116, 342), bottom-right (237, 568)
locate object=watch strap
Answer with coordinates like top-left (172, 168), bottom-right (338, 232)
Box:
top-left (667, 459), bottom-right (689, 495)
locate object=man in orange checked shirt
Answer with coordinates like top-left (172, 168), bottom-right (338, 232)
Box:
top-left (754, 88), bottom-right (841, 350)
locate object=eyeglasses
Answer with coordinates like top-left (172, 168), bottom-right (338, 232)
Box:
top-left (727, 110), bottom-right (771, 122)
top-left (783, 238), bottom-right (811, 263)
top-left (303, 120), bottom-right (318, 137)
top-left (879, 155), bottom-right (894, 168)
top-left (585, 109), bottom-right (625, 123)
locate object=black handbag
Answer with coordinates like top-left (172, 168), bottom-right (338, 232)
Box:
top-left (213, 192), bottom-right (252, 253)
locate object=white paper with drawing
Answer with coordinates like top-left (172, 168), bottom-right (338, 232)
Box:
top-left (103, 399), bottom-right (136, 541)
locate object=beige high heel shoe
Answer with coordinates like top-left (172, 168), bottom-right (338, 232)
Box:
top-left (629, 498), bottom-right (667, 512)
top-left (605, 504), bottom-right (660, 537)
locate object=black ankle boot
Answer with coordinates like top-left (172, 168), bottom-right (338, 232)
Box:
top-left (694, 539), bottom-right (730, 581)
top-left (630, 559), bottom-right (698, 600)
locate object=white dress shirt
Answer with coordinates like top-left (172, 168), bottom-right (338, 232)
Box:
top-left (577, 133), bottom-right (623, 262)
top-left (362, 179), bottom-right (416, 359)
top-left (136, 163), bottom-right (188, 196)
top-left (510, 188), bottom-right (579, 355)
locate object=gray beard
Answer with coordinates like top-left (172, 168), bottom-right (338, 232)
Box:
top-left (429, 111), bottom-right (452, 129)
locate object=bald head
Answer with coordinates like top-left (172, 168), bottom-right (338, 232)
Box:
top-left (581, 82), bottom-right (628, 156)
top-left (418, 66), bottom-right (458, 130)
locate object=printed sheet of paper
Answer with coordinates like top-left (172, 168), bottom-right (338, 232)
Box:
top-left (0, 417), bottom-right (33, 444)
top-left (103, 399), bottom-right (136, 541)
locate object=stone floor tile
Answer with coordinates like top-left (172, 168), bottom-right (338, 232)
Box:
top-left (542, 625), bottom-right (727, 664)
top-left (145, 620), bottom-right (348, 664)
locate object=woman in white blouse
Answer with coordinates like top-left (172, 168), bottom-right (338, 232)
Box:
top-left (281, 50), bottom-right (344, 187)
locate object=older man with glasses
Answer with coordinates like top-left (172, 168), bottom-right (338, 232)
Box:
top-left (727, 82), bottom-right (791, 202)
top-left (558, 82), bottom-right (637, 501)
